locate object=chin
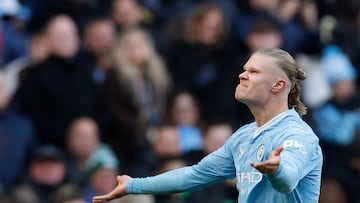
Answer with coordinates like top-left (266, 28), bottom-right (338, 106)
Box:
top-left (234, 92), bottom-right (251, 104)
top-left (234, 93), bottom-right (244, 102)
top-left (235, 88), bottom-right (246, 100)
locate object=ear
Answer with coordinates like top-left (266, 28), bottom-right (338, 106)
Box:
top-left (271, 80), bottom-right (287, 93)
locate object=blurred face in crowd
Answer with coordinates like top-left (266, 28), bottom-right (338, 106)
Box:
top-left (46, 15), bottom-right (80, 59)
top-left (91, 167), bottom-right (118, 194)
top-left (0, 72), bottom-right (11, 112)
top-left (28, 33), bottom-right (50, 63)
top-left (246, 30), bottom-right (282, 52)
top-left (197, 9), bottom-right (224, 46)
top-left (85, 20), bottom-right (116, 56)
top-left (278, 0), bottom-right (301, 22)
top-left (153, 126), bottom-right (181, 157)
top-left (203, 124), bottom-right (232, 154)
top-left (249, 0), bottom-right (280, 11)
top-left (332, 80), bottom-right (356, 103)
top-left (30, 158), bottom-right (66, 186)
top-left (123, 29), bottom-right (150, 67)
top-left (67, 118), bottom-right (100, 161)
top-left (112, 0), bottom-right (141, 28)
top-left (170, 92), bottom-right (199, 126)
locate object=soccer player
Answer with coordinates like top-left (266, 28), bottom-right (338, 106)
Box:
top-left (93, 48), bottom-right (323, 203)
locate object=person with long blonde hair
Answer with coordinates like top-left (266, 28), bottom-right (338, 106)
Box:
top-left (103, 27), bottom-right (172, 174)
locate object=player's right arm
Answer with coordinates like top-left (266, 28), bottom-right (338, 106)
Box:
top-left (93, 138), bottom-right (236, 203)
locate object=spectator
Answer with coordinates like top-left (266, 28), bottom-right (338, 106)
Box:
top-left (25, 0), bottom-right (111, 33)
top-left (276, 0), bottom-right (319, 54)
top-left (103, 26), bottom-right (172, 173)
top-left (233, 0), bottom-right (280, 43)
top-left (111, 0), bottom-right (166, 52)
top-left (188, 121), bottom-right (237, 203)
top-left (81, 149), bottom-right (120, 203)
top-left (234, 0), bottom-right (321, 55)
top-left (244, 17), bottom-right (282, 53)
top-left (312, 45), bottom-right (360, 202)
top-left (79, 17), bottom-right (116, 85)
top-left (0, 0), bottom-right (32, 66)
top-left (202, 121), bottom-right (233, 155)
top-left (16, 14), bottom-right (99, 149)
top-left (165, 91), bottom-right (203, 155)
top-left (138, 124), bottom-right (182, 176)
top-left (0, 71), bottom-right (38, 193)
top-left (65, 117), bottom-right (118, 189)
top-left (77, 17), bottom-right (117, 134)
top-left (151, 125), bottom-right (182, 159)
top-left (9, 145), bottom-right (72, 203)
top-left (111, 0), bottom-right (142, 31)
top-left (330, 0), bottom-right (360, 85)
top-left (3, 31), bottom-right (50, 96)
top-left (165, 3), bottom-right (240, 126)
top-left (51, 184), bottom-right (87, 203)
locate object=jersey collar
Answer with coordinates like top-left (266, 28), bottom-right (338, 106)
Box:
top-left (253, 109), bottom-right (289, 139)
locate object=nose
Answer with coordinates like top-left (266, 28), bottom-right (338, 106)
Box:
top-left (239, 71), bottom-right (247, 80)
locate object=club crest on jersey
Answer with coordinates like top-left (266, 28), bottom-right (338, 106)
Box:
top-left (257, 144), bottom-right (265, 161)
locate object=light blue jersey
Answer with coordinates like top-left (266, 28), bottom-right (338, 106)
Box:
top-left (126, 109), bottom-right (323, 203)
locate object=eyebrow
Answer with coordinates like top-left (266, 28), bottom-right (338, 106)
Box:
top-left (243, 66), bottom-right (261, 71)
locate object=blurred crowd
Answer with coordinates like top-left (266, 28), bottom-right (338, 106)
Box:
top-left (0, 0), bottom-right (360, 202)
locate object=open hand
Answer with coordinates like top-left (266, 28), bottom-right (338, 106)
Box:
top-left (250, 147), bottom-right (283, 174)
top-left (93, 175), bottom-right (131, 203)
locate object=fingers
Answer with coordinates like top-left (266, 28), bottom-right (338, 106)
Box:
top-left (92, 175), bottom-right (125, 203)
top-left (273, 146), bottom-right (283, 156)
top-left (93, 194), bottom-right (111, 203)
top-left (92, 175), bottom-right (130, 203)
top-left (250, 160), bottom-right (279, 174)
top-left (117, 175), bottom-right (122, 183)
top-left (250, 159), bottom-right (278, 169)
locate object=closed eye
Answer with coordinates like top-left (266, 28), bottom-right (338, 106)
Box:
top-left (243, 66), bottom-right (259, 74)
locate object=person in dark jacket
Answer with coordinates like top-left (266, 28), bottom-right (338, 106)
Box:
top-left (16, 14), bottom-right (99, 149)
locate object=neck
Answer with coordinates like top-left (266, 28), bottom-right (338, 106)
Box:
top-left (249, 101), bottom-right (289, 127)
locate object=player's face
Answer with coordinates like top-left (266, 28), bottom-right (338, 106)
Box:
top-left (235, 53), bottom-right (281, 106)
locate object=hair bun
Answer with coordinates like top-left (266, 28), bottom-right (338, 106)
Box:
top-left (296, 68), bottom-right (306, 80)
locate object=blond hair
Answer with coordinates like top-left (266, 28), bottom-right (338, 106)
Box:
top-left (256, 48), bottom-right (307, 116)
top-left (112, 27), bottom-right (171, 103)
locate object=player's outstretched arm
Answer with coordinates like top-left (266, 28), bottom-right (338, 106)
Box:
top-left (93, 175), bottom-right (131, 203)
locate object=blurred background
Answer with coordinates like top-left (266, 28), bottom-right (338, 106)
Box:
top-left (0, 0), bottom-right (360, 202)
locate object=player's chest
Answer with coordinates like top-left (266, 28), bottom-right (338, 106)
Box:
top-left (234, 136), bottom-right (273, 171)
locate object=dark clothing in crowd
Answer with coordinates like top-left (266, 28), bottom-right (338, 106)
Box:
top-left (16, 55), bottom-right (98, 148)
top-left (311, 93), bottom-right (360, 202)
top-left (102, 68), bottom-right (148, 174)
top-left (165, 39), bottom-right (243, 127)
top-left (0, 109), bottom-right (38, 192)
